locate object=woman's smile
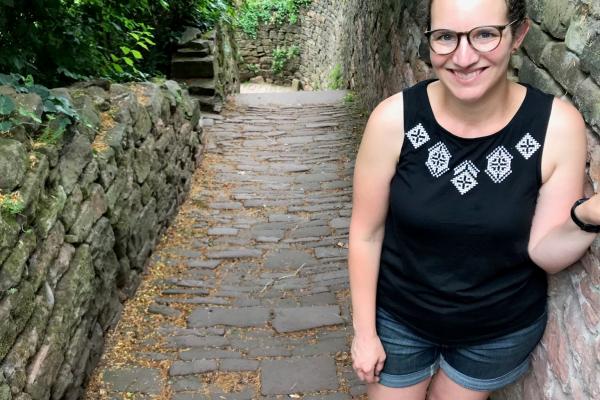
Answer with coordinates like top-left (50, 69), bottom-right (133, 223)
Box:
top-left (448, 67), bottom-right (488, 83)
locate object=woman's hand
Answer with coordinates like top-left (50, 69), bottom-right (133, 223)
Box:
top-left (351, 333), bottom-right (386, 384)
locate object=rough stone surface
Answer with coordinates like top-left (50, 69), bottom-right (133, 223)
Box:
top-left (102, 368), bottom-right (162, 394)
top-left (0, 80), bottom-right (203, 400)
top-left (272, 306), bottom-right (344, 333)
top-left (260, 357), bottom-right (338, 395)
top-left (188, 307), bottom-right (271, 327)
top-left (0, 138), bottom-right (27, 191)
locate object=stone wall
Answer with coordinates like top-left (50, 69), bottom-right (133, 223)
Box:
top-left (237, 23), bottom-right (302, 85)
top-left (0, 80), bottom-right (203, 400)
top-left (214, 23), bottom-right (242, 100)
top-left (237, 0), bottom-right (600, 398)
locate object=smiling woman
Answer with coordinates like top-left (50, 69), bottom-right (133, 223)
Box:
top-left (348, 0), bottom-right (600, 399)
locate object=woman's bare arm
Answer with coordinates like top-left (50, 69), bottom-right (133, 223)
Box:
top-left (528, 98), bottom-right (599, 274)
top-left (348, 92), bottom-right (404, 382)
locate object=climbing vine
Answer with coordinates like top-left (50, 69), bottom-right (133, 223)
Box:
top-left (237, 0), bottom-right (312, 38)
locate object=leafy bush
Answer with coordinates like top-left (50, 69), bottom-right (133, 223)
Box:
top-left (271, 45), bottom-right (299, 75)
top-left (328, 63), bottom-right (344, 89)
top-left (237, 0), bottom-right (312, 38)
top-left (0, 0), bottom-right (235, 87)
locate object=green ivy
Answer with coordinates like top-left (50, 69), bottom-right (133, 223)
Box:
top-left (271, 45), bottom-right (299, 75)
top-left (0, 73), bottom-right (80, 145)
top-left (237, 0), bottom-right (312, 38)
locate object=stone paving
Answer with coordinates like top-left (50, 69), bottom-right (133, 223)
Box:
top-left (85, 90), bottom-right (366, 400)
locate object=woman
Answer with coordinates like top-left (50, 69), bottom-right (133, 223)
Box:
top-left (348, 0), bottom-right (600, 399)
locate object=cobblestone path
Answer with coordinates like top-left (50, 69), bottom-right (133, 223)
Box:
top-left (85, 90), bottom-right (368, 400)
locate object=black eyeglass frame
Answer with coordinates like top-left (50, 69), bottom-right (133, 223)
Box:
top-left (424, 20), bottom-right (519, 55)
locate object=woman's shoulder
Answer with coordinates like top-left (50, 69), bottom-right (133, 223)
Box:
top-left (546, 96), bottom-right (586, 142)
top-left (541, 95), bottom-right (587, 181)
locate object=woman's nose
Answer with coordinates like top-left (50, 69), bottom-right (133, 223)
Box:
top-left (452, 35), bottom-right (479, 67)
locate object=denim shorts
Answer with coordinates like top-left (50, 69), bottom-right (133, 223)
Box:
top-left (375, 307), bottom-right (547, 391)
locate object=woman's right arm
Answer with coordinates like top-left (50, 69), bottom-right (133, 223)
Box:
top-left (348, 93), bottom-right (405, 384)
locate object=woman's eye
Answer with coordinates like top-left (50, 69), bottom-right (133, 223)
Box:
top-left (434, 32), bottom-right (455, 41)
top-left (474, 30), bottom-right (499, 39)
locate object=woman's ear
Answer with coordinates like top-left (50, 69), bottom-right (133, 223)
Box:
top-left (512, 18), bottom-right (530, 51)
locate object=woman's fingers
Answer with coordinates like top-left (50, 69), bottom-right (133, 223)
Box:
top-left (375, 358), bottom-right (385, 376)
top-left (354, 364), bottom-right (380, 383)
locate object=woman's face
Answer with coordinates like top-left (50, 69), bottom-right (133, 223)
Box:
top-left (429, 0), bottom-right (521, 102)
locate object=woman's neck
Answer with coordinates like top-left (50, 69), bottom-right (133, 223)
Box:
top-left (430, 78), bottom-right (521, 137)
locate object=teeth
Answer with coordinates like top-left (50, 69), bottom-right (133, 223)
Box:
top-left (454, 70), bottom-right (481, 80)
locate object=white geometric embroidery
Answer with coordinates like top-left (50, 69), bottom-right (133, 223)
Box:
top-left (451, 160), bottom-right (480, 195)
top-left (426, 141), bottom-right (452, 178)
top-left (515, 133), bottom-right (540, 160)
top-left (406, 123), bottom-right (430, 149)
top-left (452, 171), bottom-right (478, 195)
top-left (485, 146), bottom-right (513, 183)
top-left (454, 160), bottom-right (480, 177)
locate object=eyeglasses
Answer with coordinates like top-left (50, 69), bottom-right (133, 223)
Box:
top-left (424, 20), bottom-right (519, 55)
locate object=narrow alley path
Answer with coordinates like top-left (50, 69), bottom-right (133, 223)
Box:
top-left (85, 90), bottom-right (368, 400)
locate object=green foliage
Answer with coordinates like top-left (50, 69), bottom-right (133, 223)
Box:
top-left (0, 0), bottom-right (235, 87)
top-left (343, 91), bottom-right (356, 104)
top-left (237, 0), bottom-right (312, 38)
top-left (328, 63), bottom-right (344, 89)
top-left (245, 63), bottom-right (260, 74)
top-left (271, 45), bottom-right (299, 75)
top-left (0, 191), bottom-right (25, 216)
top-left (0, 73), bottom-right (79, 144)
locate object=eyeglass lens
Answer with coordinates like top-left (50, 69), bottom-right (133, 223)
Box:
top-left (429, 27), bottom-right (502, 54)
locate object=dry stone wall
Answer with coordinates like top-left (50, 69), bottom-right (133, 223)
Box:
top-left (236, 0), bottom-right (600, 398)
top-left (0, 80), bottom-right (203, 400)
top-left (237, 23), bottom-right (302, 85)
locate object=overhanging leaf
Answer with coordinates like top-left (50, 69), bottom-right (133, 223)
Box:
top-left (0, 95), bottom-right (16, 115)
top-left (0, 121), bottom-right (13, 132)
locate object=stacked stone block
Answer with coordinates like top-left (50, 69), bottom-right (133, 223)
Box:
top-left (0, 80), bottom-right (203, 400)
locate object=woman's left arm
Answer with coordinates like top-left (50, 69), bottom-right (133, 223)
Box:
top-left (528, 98), bottom-right (599, 274)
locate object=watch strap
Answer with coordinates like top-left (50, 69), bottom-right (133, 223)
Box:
top-left (571, 198), bottom-right (600, 233)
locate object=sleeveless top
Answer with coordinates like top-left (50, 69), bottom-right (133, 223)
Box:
top-left (376, 79), bottom-right (553, 345)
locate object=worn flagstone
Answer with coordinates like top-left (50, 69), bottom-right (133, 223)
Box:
top-left (87, 90), bottom-right (367, 399)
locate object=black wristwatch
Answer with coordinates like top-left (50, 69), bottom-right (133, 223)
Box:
top-left (570, 198), bottom-right (600, 233)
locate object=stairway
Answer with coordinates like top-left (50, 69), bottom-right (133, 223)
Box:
top-left (171, 28), bottom-right (223, 113)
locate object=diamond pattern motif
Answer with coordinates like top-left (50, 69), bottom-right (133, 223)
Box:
top-left (485, 146), bottom-right (513, 183)
top-left (515, 133), bottom-right (540, 160)
top-left (426, 142), bottom-right (452, 178)
top-left (451, 160), bottom-right (480, 195)
top-left (406, 123), bottom-right (430, 149)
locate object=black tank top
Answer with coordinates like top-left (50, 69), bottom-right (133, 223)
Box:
top-left (377, 79), bottom-right (552, 345)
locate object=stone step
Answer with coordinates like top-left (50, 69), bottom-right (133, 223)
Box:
top-left (171, 56), bottom-right (214, 79)
top-left (178, 38), bottom-right (212, 50)
top-left (177, 47), bottom-right (211, 58)
top-left (191, 95), bottom-right (223, 113)
top-left (183, 78), bottom-right (216, 96)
